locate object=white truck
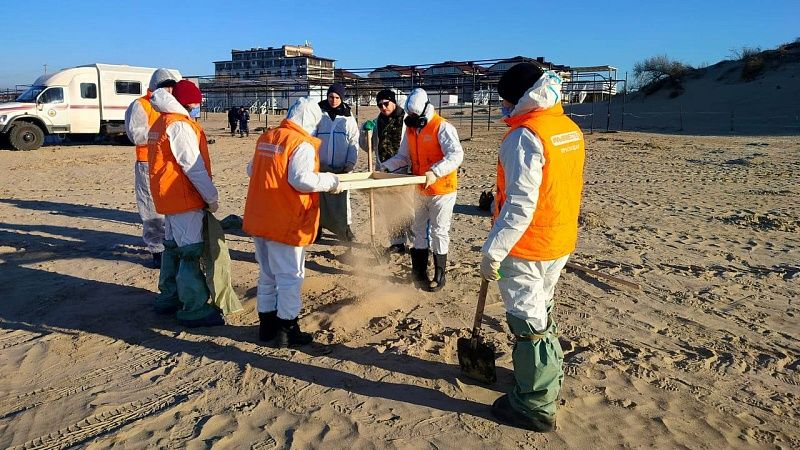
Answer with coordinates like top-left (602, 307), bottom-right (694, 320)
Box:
top-left (0, 64), bottom-right (181, 151)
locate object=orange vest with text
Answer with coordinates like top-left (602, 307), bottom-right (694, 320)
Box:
top-left (493, 103), bottom-right (585, 261)
top-left (242, 119), bottom-right (322, 247)
top-left (407, 113), bottom-right (457, 196)
top-left (135, 92), bottom-right (160, 162)
top-left (147, 114), bottom-right (212, 215)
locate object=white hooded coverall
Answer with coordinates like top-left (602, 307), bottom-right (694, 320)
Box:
top-left (481, 72), bottom-right (571, 332)
top-left (125, 93), bottom-right (165, 254)
top-left (149, 89), bottom-right (218, 248)
top-left (249, 99), bottom-right (339, 320)
top-left (316, 103), bottom-right (359, 226)
top-left (382, 89), bottom-right (464, 255)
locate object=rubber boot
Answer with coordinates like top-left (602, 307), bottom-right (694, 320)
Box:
top-left (259, 311), bottom-right (278, 342)
top-left (410, 248), bottom-right (430, 289)
top-left (174, 242), bottom-right (220, 326)
top-left (273, 317), bottom-right (313, 348)
top-left (153, 240), bottom-right (181, 315)
top-left (428, 253), bottom-right (447, 292)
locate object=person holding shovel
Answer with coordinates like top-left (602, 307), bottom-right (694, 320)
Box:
top-left (243, 98), bottom-right (342, 347)
top-left (480, 63), bottom-right (585, 432)
top-left (147, 80), bottom-right (226, 328)
top-left (381, 88), bottom-right (463, 292)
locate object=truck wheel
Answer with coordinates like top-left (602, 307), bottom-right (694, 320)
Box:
top-left (9, 123), bottom-right (45, 151)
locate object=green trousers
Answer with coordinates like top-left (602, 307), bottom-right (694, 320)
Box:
top-left (175, 242), bottom-right (217, 321)
top-left (154, 240), bottom-right (216, 320)
top-left (506, 312), bottom-right (564, 420)
top-left (154, 239), bottom-right (181, 313)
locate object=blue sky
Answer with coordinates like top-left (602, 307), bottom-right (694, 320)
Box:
top-left (1, 0), bottom-right (797, 89)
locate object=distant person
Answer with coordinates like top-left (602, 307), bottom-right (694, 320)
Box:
top-left (124, 68), bottom-right (180, 268)
top-left (239, 106), bottom-right (250, 137)
top-left (243, 98), bottom-right (342, 347)
top-left (481, 63), bottom-right (585, 432)
top-left (368, 89), bottom-right (412, 254)
top-left (228, 107), bottom-right (239, 136)
top-left (148, 80), bottom-right (225, 328)
top-left (381, 88), bottom-right (463, 291)
top-left (316, 83), bottom-right (359, 242)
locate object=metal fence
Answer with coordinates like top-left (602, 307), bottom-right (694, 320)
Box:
top-left (193, 58), bottom-right (627, 139)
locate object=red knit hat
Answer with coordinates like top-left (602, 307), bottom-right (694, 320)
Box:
top-left (172, 80), bottom-right (202, 105)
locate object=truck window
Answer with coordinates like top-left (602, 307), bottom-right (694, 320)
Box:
top-left (80, 83), bottom-right (97, 99)
top-left (39, 87), bottom-right (64, 104)
top-left (115, 81), bottom-right (142, 95)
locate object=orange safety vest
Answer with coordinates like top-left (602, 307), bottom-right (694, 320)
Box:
top-left (135, 91), bottom-right (161, 162)
top-left (147, 114), bottom-right (212, 215)
top-left (493, 103), bottom-right (585, 261)
top-left (242, 119), bottom-right (322, 247)
top-left (407, 113), bottom-right (458, 196)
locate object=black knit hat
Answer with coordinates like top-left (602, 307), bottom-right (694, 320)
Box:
top-left (497, 62), bottom-right (545, 105)
top-left (327, 83), bottom-right (346, 99)
top-left (376, 89), bottom-right (396, 104)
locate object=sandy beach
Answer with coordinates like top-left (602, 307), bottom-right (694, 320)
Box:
top-left (0, 111), bottom-right (797, 449)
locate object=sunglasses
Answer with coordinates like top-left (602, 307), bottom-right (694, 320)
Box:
top-left (377, 101), bottom-right (392, 107)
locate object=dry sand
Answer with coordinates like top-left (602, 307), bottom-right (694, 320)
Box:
top-left (0, 111), bottom-right (798, 449)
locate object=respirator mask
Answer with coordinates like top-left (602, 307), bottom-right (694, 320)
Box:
top-left (404, 101), bottom-right (430, 129)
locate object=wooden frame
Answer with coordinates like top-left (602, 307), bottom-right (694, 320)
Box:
top-left (336, 171), bottom-right (426, 191)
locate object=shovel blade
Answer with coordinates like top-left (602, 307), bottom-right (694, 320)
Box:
top-left (457, 336), bottom-right (497, 384)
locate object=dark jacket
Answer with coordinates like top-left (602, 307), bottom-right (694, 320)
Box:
top-left (376, 106), bottom-right (405, 163)
top-left (228, 108), bottom-right (239, 124)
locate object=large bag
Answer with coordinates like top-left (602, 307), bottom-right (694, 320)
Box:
top-left (203, 211), bottom-right (243, 315)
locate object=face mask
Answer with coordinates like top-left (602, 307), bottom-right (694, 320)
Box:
top-left (189, 107), bottom-right (201, 119)
top-left (403, 101), bottom-right (430, 128)
top-left (500, 104), bottom-right (514, 117)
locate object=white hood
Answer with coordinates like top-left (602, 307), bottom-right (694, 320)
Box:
top-left (405, 88), bottom-right (435, 121)
top-left (150, 88), bottom-right (189, 116)
top-left (148, 68), bottom-right (182, 92)
top-left (287, 97), bottom-right (322, 135)
top-left (510, 70), bottom-right (563, 117)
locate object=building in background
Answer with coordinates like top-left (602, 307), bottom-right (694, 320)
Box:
top-left (213, 43), bottom-right (335, 84)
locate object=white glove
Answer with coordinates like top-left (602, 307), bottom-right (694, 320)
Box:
top-left (480, 255), bottom-right (501, 281)
top-left (329, 179), bottom-right (344, 194)
top-left (207, 201), bottom-right (219, 213)
top-left (424, 170), bottom-right (437, 189)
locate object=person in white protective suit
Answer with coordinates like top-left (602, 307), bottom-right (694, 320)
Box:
top-left (315, 83), bottom-right (360, 242)
top-left (148, 80), bottom-right (224, 328)
top-left (124, 68), bottom-right (181, 268)
top-left (243, 98), bottom-right (342, 348)
top-left (381, 88), bottom-right (464, 292)
top-left (481, 63), bottom-right (585, 432)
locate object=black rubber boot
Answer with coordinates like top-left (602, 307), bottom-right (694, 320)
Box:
top-left (273, 318), bottom-right (313, 348)
top-left (259, 311), bottom-right (278, 342)
top-left (152, 252), bottom-right (162, 269)
top-left (491, 394), bottom-right (556, 432)
top-left (428, 253), bottom-right (447, 292)
top-left (410, 248), bottom-right (430, 289)
top-left (388, 243), bottom-right (407, 254)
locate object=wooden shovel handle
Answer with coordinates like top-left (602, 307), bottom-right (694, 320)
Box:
top-left (471, 279), bottom-right (490, 337)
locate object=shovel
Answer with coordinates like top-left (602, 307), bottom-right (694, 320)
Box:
top-left (457, 279), bottom-right (497, 384)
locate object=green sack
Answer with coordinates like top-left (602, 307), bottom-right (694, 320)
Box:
top-left (203, 211), bottom-right (243, 315)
